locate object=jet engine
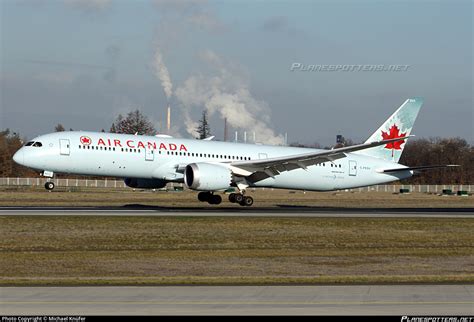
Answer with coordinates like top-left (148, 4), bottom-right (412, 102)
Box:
top-left (124, 178), bottom-right (167, 189)
top-left (184, 163), bottom-right (232, 191)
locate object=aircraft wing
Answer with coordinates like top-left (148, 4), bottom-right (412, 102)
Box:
top-left (379, 164), bottom-right (460, 173)
top-left (230, 136), bottom-right (413, 181)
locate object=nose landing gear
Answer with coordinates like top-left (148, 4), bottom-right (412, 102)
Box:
top-left (44, 181), bottom-right (55, 191)
top-left (42, 171), bottom-right (55, 191)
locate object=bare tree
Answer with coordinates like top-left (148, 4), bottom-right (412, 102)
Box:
top-left (0, 129), bottom-right (36, 177)
top-left (54, 124), bottom-right (65, 132)
top-left (110, 110), bottom-right (156, 135)
top-left (400, 137), bottom-right (472, 184)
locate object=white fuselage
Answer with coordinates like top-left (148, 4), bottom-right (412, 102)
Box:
top-left (13, 131), bottom-right (412, 191)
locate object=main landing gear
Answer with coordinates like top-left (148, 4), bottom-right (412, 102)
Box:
top-left (197, 191), bottom-right (254, 206)
top-left (198, 191), bottom-right (222, 205)
top-left (228, 193), bottom-right (253, 207)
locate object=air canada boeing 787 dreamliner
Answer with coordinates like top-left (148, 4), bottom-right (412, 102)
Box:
top-left (13, 98), bottom-right (457, 206)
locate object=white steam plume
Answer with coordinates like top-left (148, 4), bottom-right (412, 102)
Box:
top-left (152, 46), bottom-right (173, 100)
top-left (175, 50), bottom-right (284, 145)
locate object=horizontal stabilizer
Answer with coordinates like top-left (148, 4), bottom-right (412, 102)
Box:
top-left (380, 164), bottom-right (460, 173)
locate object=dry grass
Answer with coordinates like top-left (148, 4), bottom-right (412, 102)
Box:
top-left (0, 187), bottom-right (472, 208)
top-left (1, 216), bottom-right (473, 285)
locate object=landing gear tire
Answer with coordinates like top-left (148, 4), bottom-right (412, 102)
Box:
top-left (234, 194), bottom-right (244, 204)
top-left (239, 196), bottom-right (253, 207)
top-left (208, 194), bottom-right (222, 205)
top-left (197, 192), bottom-right (222, 205)
top-left (198, 191), bottom-right (211, 202)
top-left (228, 193), bottom-right (237, 203)
top-left (45, 182), bottom-right (55, 191)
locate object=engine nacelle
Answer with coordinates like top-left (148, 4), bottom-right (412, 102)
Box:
top-left (124, 178), bottom-right (167, 189)
top-left (184, 163), bottom-right (232, 191)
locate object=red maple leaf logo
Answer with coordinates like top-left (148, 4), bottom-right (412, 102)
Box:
top-left (80, 136), bottom-right (92, 145)
top-left (381, 124), bottom-right (406, 150)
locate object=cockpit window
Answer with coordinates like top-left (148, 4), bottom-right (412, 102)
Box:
top-left (26, 141), bottom-right (42, 147)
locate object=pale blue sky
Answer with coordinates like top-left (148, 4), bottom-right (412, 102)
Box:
top-left (1, 0), bottom-right (472, 145)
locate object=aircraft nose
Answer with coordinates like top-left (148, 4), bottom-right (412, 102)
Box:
top-left (13, 149), bottom-right (24, 165)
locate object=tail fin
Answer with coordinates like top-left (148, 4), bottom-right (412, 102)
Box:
top-left (357, 97), bottom-right (423, 162)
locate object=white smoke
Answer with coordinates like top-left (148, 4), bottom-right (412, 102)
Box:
top-left (175, 50), bottom-right (284, 145)
top-left (152, 46), bottom-right (173, 100)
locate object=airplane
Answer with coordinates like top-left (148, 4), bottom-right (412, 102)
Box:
top-left (12, 97), bottom-right (458, 206)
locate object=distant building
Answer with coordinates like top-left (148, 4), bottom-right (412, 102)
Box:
top-left (336, 134), bottom-right (345, 144)
top-left (334, 134), bottom-right (346, 149)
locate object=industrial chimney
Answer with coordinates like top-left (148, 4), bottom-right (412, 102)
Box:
top-left (224, 118), bottom-right (228, 142)
top-left (166, 104), bottom-right (171, 133)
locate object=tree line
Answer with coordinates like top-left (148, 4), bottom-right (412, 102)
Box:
top-left (1, 109), bottom-right (472, 184)
top-left (399, 137), bottom-right (473, 184)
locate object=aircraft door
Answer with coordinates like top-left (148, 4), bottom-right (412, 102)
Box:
top-left (258, 153), bottom-right (268, 159)
top-left (59, 139), bottom-right (70, 156)
top-left (349, 160), bottom-right (357, 176)
top-left (145, 148), bottom-right (154, 161)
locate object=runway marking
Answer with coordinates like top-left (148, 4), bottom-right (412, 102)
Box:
top-left (0, 209), bottom-right (472, 218)
top-left (2, 301), bottom-right (473, 306)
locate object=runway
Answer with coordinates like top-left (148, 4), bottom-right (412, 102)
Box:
top-left (1, 285), bottom-right (473, 315)
top-left (0, 206), bottom-right (473, 218)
